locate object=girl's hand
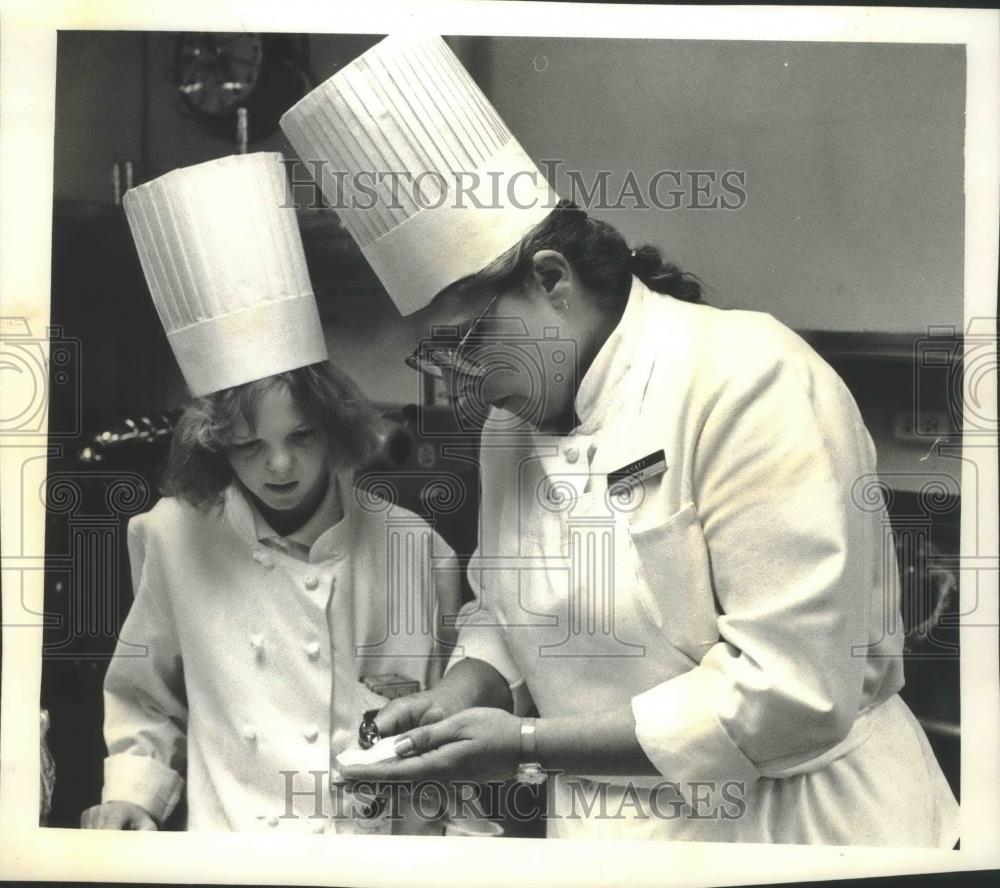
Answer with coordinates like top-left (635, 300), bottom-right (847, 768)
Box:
top-left (81, 800), bottom-right (158, 830)
top-left (370, 657), bottom-right (515, 739)
top-left (340, 707), bottom-right (522, 784)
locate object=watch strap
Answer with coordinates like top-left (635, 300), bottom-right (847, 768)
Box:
top-left (516, 718), bottom-right (546, 785)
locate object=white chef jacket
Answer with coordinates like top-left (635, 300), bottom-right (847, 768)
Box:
top-left (452, 277), bottom-right (959, 845)
top-left (102, 472), bottom-right (458, 833)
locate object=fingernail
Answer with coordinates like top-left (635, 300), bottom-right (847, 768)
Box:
top-left (394, 736), bottom-right (415, 758)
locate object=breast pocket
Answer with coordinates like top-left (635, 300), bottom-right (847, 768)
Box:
top-left (627, 501), bottom-right (720, 660)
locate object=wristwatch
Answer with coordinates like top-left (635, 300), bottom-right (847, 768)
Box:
top-left (359, 709), bottom-right (381, 749)
top-left (515, 718), bottom-right (547, 785)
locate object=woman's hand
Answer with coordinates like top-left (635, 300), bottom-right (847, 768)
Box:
top-left (80, 800), bottom-right (158, 830)
top-left (372, 657), bottom-right (515, 739)
top-left (341, 707), bottom-right (522, 784)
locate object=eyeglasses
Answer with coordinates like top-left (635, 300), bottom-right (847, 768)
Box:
top-left (405, 291), bottom-right (502, 380)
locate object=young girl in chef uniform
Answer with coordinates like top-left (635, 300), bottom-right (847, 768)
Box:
top-left (79, 152), bottom-right (458, 833)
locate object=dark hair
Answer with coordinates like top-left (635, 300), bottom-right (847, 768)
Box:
top-left (160, 360), bottom-right (376, 510)
top-left (467, 199), bottom-right (704, 309)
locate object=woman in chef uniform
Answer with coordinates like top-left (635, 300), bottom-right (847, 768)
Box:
top-left (80, 152), bottom-right (458, 833)
top-left (281, 36), bottom-right (959, 845)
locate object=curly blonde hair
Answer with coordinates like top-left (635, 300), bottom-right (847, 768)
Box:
top-left (160, 361), bottom-right (377, 510)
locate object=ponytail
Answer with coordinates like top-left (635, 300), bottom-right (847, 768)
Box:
top-left (629, 243), bottom-right (705, 304)
top-left (467, 200), bottom-right (705, 309)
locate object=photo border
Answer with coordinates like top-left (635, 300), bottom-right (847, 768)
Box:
top-left (2, 2), bottom-right (997, 885)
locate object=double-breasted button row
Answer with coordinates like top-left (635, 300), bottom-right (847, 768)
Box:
top-left (250, 633), bottom-right (327, 664)
top-left (242, 723), bottom-right (322, 744)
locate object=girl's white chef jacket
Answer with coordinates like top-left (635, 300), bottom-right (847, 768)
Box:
top-left (102, 473), bottom-right (458, 832)
top-left (453, 277), bottom-right (959, 845)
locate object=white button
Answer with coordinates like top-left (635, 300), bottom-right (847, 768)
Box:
top-left (304, 641), bottom-right (321, 660)
top-left (252, 550), bottom-right (274, 569)
top-left (249, 634), bottom-right (265, 655)
top-left (242, 724), bottom-right (257, 742)
top-left (564, 445), bottom-right (579, 464)
top-left (304, 574), bottom-right (319, 591)
top-left (303, 726), bottom-right (319, 743)
top-left (267, 816), bottom-right (279, 828)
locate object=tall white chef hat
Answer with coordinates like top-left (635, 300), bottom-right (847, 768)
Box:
top-left (123, 152), bottom-right (327, 396)
top-left (280, 35), bottom-right (558, 316)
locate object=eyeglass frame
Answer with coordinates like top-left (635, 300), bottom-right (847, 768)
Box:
top-left (404, 289), bottom-right (504, 380)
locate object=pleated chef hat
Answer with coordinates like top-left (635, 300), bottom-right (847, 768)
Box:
top-left (280, 35), bottom-right (558, 316)
top-left (123, 152), bottom-right (328, 396)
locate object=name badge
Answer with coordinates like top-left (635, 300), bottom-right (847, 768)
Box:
top-left (607, 450), bottom-right (667, 493)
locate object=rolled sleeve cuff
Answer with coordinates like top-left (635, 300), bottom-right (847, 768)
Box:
top-left (448, 628), bottom-right (533, 717)
top-left (102, 754), bottom-right (184, 824)
top-left (631, 668), bottom-right (760, 809)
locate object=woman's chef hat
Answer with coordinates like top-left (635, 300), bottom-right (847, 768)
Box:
top-left (280, 35), bottom-right (558, 316)
top-left (123, 152), bottom-right (327, 396)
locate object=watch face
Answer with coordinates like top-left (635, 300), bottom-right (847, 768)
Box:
top-left (359, 709), bottom-right (381, 749)
top-left (175, 33), bottom-right (264, 117)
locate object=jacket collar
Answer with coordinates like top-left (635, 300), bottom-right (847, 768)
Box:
top-left (223, 470), bottom-right (354, 561)
top-left (573, 275), bottom-right (656, 435)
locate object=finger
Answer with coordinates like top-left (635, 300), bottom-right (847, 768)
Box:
top-left (90, 811), bottom-right (119, 830)
top-left (134, 811), bottom-right (158, 831)
top-left (374, 695), bottom-right (430, 736)
top-left (337, 714), bottom-right (467, 782)
top-left (341, 743), bottom-right (463, 784)
top-left (85, 807), bottom-right (117, 830)
top-left (418, 705), bottom-right (447, 727)
top-left (397, 713), bottom-right (467, 758)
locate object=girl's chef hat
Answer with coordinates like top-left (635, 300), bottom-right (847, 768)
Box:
top-left (280, 35), bottom-right (558, 316)
top-left (123, 152), bottom-right (328, 396)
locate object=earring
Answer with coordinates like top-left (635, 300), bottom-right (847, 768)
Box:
top-left (558, 296), bottom-right (568, 310)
